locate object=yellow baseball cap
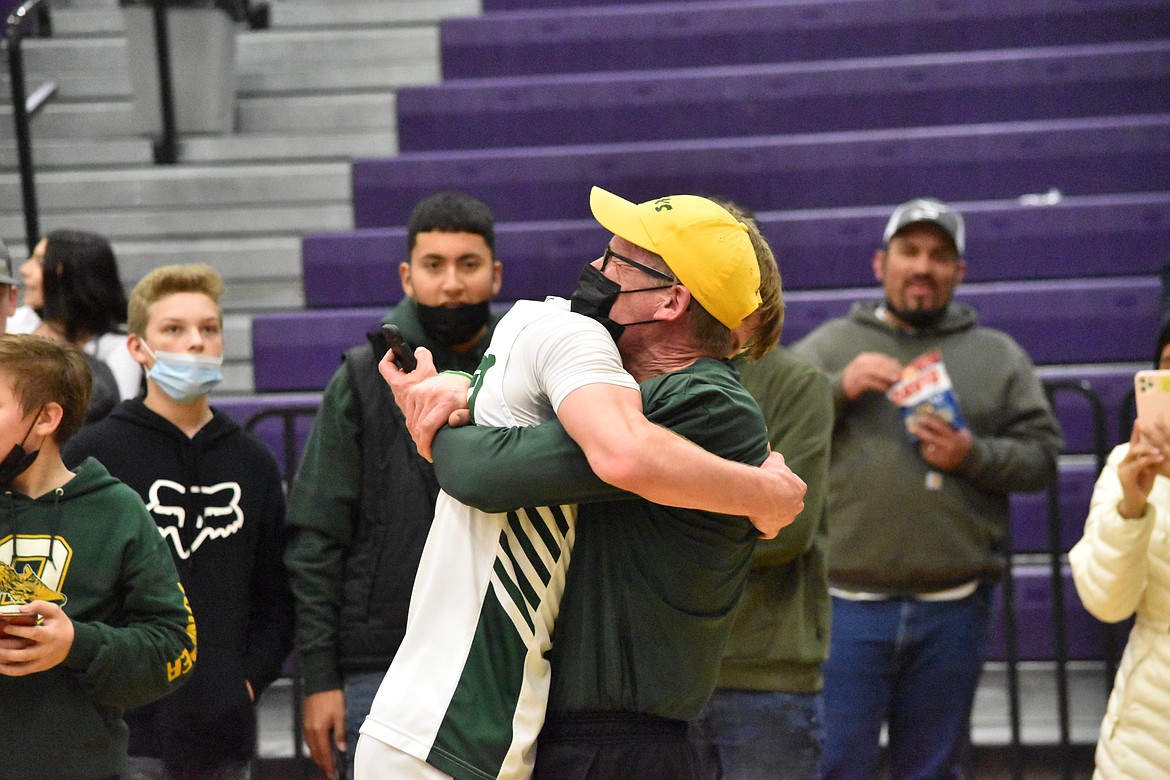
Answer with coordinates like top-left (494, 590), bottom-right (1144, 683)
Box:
top-left (589, 186), bottom-right (761, 329)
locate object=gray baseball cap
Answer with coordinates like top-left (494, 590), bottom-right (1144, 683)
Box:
top-left (0, 239), bottom-right (20, 286)
top-left (883, 198), bottom-right (965, 256)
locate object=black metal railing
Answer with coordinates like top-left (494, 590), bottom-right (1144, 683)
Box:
top-left (244, 403), bottom-right (320, 766)
top-left (146, 0), bottom-right (178, 164)
top-left (4, 0), bottom-right (53, 250)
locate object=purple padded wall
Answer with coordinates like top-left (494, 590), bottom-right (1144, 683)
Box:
top-left (986, 566), bottom-right (1111, 661)
top-left (1009, 463), bottom-right (1098, 554)
top-left (353, 114), bottom-right (1170, 228)
top-left (310, 194), bottom-right (1170, 308)
top-left (402, 42), bottom-right (1170, 152)
top-left (215, 393), bottom-right (321, 478)
top-left (782, 277), bottom-right (1156, 364)
top-left (450, 0), bottom-right (1170, 78)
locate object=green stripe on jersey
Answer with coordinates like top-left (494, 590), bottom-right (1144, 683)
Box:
top-left (428, 594), bottom-right (528, 780)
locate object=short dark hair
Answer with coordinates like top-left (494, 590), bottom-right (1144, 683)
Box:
top-left (0, 334), bottom-right (91, 443)
top-left (406, 191), bottom-right (495, 256)
top-left (40, 230), bottom-right (128, 342)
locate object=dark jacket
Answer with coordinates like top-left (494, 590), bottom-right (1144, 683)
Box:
top-left (63, 400), bottom-right (293, 766)
top-left (284, 298), bottom-right (500, 694)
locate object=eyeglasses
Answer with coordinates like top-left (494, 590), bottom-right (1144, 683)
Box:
top-left (601, 247), bottom-right (677, 285)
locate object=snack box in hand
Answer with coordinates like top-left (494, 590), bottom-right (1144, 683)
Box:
top-left (887, 350), bottom-right (967, 440)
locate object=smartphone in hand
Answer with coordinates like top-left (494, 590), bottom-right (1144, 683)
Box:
top-left (1135, 369), bottom-right (1170, 426)
top-left (381, 324), bottom-right (417, 373)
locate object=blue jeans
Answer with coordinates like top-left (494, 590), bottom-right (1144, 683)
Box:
top-left (821, 590), bottom-right (991, 780)
top-left (690, 689), bottom-right (824, 780)
top-left (343, 671), bottom-right (386, 780)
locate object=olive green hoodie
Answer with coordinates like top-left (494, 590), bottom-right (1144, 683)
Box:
top-left (1, 457), bottom-right (195, 779)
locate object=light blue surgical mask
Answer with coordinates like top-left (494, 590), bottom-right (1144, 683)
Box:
top-left (144, 345), bottom-right (223, 403)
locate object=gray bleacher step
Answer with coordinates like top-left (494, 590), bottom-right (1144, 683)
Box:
top-left (270, 0), bottom-right (480, 29)
top-left (115, 235), bottom-right (302, 282)
top-left (0, 161), bottom-right (351, 210)
top-left (4, 90), bottom-right (396, 139)
top-left (45, 7), bottom-right (125, 37)
top-left (0, 202), bottom-right (353, 246)
top-left (9, 27), bottom-right (439, 102)
top-left (973, 662), bottom-right (1108, 746)
top-left (237, 27), bottom-right (440, 94)
top-left (178, 130), bottom-right (395, 164)
top-left (113, 235), bottom-right (305, 313)
top-left (239, 92), bottom-right (397, 134)
top-left (0, 136), bottom-right (153, 171)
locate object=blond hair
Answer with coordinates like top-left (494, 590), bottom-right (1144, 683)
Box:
top-left (128, 263), bottom-right (225, 337)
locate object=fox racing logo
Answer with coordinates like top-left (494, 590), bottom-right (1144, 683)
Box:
top-left (147, 479), bottom-right (244, 560)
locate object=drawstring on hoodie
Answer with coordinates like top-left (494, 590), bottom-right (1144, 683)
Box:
top-left (4, 487), bottom-right (66, 571)
top-left (49, 487), bottom-right (64, 569)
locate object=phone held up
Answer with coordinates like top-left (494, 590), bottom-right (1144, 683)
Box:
top-left (381, 324), bottom-right (417, 373)
top-left (1135, 369), bottom-right (1170, 427)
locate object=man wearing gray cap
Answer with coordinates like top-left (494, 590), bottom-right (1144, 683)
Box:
top-left (792, 198), bottom-right (1063, 779)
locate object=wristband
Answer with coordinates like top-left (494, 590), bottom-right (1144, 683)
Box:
top-left (441, 370), bottom-right (474, 381)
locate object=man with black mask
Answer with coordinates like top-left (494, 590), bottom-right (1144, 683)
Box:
top-left (283, 191), bottom-right (504, 780)
top-left (791, 198), bottom-right (1064, 779)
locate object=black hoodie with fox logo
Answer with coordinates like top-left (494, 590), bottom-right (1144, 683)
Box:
top-left (63, 399), bottom-right (293, 768)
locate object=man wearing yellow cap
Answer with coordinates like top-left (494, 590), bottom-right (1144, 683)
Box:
top-left (355, 188), bottom-right (800, 780)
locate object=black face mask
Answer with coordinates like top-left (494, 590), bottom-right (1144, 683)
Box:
top-left (0, 413), bottom-right (42, 488)
top-left (416, 300), bottom-right (492, 347)
top-left (884, 298), bottom-right (948, 331)
top-left (570, 264), bottom-right (665, 343)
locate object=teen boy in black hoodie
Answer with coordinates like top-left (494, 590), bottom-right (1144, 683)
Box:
top-left (64, 264), bottom-right (293, 779)
top-left (0, 334), bottom-right (196, 780)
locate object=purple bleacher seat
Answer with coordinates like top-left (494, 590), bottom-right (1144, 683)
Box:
top-left (451, 0), bottom-right (1170, 78)
top-left (308, 194), bottom-right (1170, 308)
top-left (781, 276), bottom-right (1159, 365)
top-left (1009, 462), bottom-right (1098, 554)
top-left (215, 393), bottom-right (320, 479)
top-left (987, 566), bottom-right (1112, 662)
top-left (401, 42), bottom-right (1170, 152)
top-left (251, 307), bottom-right (385, 393)
top-left (353, 114), bottom-right (1170, 228)
top-left (302, 220), bottom-right (606, 309)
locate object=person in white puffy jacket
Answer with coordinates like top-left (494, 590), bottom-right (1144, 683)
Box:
top-left (1070, 327), bottom-right (1170, 780)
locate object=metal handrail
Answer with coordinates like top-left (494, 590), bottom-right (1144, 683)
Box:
top-left (148, 0), bottom-right (178, 164)
top-left (4, 0), bottom-right (51, 250)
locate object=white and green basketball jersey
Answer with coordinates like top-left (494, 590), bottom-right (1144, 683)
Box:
top-left (360, 298), bottom-right (638, 780)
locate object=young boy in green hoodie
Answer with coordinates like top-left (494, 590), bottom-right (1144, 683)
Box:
top-left (0, 333), bottom-right (196, 780)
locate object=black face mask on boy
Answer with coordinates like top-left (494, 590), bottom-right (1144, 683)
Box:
top-left (415, 300), bottom-right (492, 347)
top-left (0, 412), bottom-right (42, 488)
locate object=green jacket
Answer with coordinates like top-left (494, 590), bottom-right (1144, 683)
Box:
top-left (714, 347), bottom-right (833, 694)
top-left (792, 300), bottom-right (1064, 593)
top-left (1, 458), bottom-right (196, 779)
